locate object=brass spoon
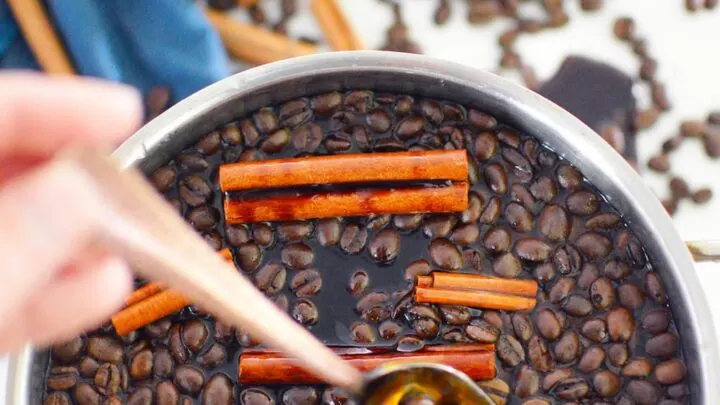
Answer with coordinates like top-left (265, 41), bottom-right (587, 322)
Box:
top-left (61, 148), bottom-right (497, 404)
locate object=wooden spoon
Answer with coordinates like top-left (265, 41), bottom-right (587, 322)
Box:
top-left (56, 147), bottom-right (364, 393)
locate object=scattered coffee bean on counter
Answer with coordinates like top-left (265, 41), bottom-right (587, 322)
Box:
top-left (42, 90), bottom-right (689, 404)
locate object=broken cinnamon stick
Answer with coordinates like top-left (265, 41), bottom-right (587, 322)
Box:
top-left (224, 182), bottom-right (469, 223)
top-left (417, 273), bottom-right (537, 297)
top-left (239, 344), bottom-right (496, 385)
top-left (311, 0), bottom-right (365, 51)
top-left (115, 248), bottom-right (234, 333)
top-left (205, 8), bottom-right (317, 65)
top-left (415, 287), bottom-right (537, 311)
top-left (219, 150), bottom-right (468, 192)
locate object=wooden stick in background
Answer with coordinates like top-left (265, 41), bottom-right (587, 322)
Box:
top-left (114, 248), bottom-right (234, 334)
top-left (219, 150), bottom-right (468, 192)
top-left (224, 182), bottom-right (469, 223)
top-left (417, 273), bottom-right (538, 297)
top-left (205, 8), bottom-right (317, 65)
top-left (239, 344), bottom-right (496, 385)
top-left (415, 287), bottom-right (537, 311)
top-left (6, 0), bottom-right (75, 74)
top-left (311, 0), bottom-right (365, 51)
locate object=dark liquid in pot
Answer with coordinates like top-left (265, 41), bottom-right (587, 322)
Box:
top-left (42, 91), bottom-right (688, 405)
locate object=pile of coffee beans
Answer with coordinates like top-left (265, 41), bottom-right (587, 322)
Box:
top-left (42, 90), bottom-right (689, 404)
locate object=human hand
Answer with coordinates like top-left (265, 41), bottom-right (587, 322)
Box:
top-left (0, 72), bottom-right (141, 353)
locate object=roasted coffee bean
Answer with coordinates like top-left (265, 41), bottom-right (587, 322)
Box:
top-left (593, 370), bottom-right (621, 398)
top-left (235, 327), bottom-right (260, 348)
top-left (511, 184), bottom-right (535, 210)
top-left (607, 307), bottom-right (634, 342)
top-left (394, 116), bottom-right (425, 139)
top-left (465, 319), bottom-right (500, 343)
top-left (648, 154), bottom-right (670, 173)
top-left (392, 95), bottom-right (414, 116)
top-left (429, 238), bottom-right (463, 270)
top-left (618, 283), bottom-right (645, 309)
top-left (465, 108), bottom-right (496, 129)
top-left (278, 99), bottom-right (310, 129)
top-left (603, 259), bottom-right (630, 280)
top-left (462, 248), bottom-right (484, 272)
top-left (578, 346), bottom-right (606, 373)
top-left (437, 305), bottom-right (471, 326)
top-left (253, 108), bottom-right (278, 134)
top-left (282, 387), bottom-right (319, 405)
top-left (566, 190), bottom-right (599, 216)
top-left (197, 343), bottom-right (227, 369)
top-left (260, 129), bottom-right (290, 153)
top-left (240, 388), bottom-right (274, 405)
top-left (536, 309), bottom-right (562, 341)
top-left (237, 242), bottom-right (262, 272)
top-left (529, 176), bottom-right (557, 203)
top-left (348, 270), bottom-right (369, 296)
top-left (290, 269), bottom-right (322, 297)
top-left (590, 277), bottom-right (615, 309)
top-left (174, 365), bottom-right (205, 395)
top-left (366, 109), bottom-right (392, 133)
top-left (238, 148), bottom-right (264, 162)
top-left (482, 311), bottom-right (503, 329)
top-left (44, 392), bottom-right (72, 405)
top-left (622, 357), bottom-right (653, 377)
top-left (552, 244), bottom-right (583, 274)
top-left (311, 92), bottom-right (342, 115)
top-left (153, 346), bottom-right (174, 378)
top-left (669, 177), bottom-right (691, 200)
top-left (343, 90), bottom-right (373, 113)
top-left (635, 106), bottom-right (661, 130)
top-left (329, 111), bottom-right (355, 131)
top-left (502, 147), bottom-right (532, 174)
top-left (293, 299), bottom-right (318, 325)
top-left (554, 377), bottom-right (589, 400)
top-left (705, 130), bottom-right (720, 157)
top-left (639, 57), bottom-right (658, 81)
top-left (405, 259), bottom-right (431, 281)
top-left (375, 137), bottom-right (408, 152)
top-left (195, 131), bottom-right (221, 155)
top-left (479, 196), bottom-right (502, 224)
top-left (129, 349), bottom-right (153, 381)
top-left (203, 231), bottom-right (223, 250)
top-left (350, 321), bottom-right (377, 344)
top-left (75, 383), bottom-right (101, 405)
top-left (151, 166), bottom-right (177, 192)
top-left (576, 232), bottom-right (612, 259)
top-left (291, 122), bottom-right (323, 153)
top-left (52, 337), bottom-right (84, 364)
top-left (275, 295), bottom-right (289, 313)
top-left (692, 187), bottom-right (713, 204)
top-left (447, 223), bottom-right (479, 246)
top-left (94, 363), bottom-right (120, 395)
top-left (277, 221), bottom-right (313, 242)
top-left (577, 263), bottom-right (599, 289)
top-left (255, 262), bottom-right (287, 294)
top-left (379, 320), bottom-right (403, 340)
top-left (549, 277), bottom-right (575, 304)
top-left (156, 380), bottom-right (180, 405)
top-left (581, 318), bottom-right (608, 343)
top-left (515, 238), bottom-right (552, 262)
top-left (178, 175), bottom-right (212, 207)
top-left (500, 50), bottom-right (521, 69)
top-left (608, 343), bottom-right (629, 367)
top-left (655, 359), bottom-right (686, 385)
top-left (555, 166), bottom-right (582, 192)
top-left (177, 151), bottom-right (211, 173)
top-left (496, 129), bottom-right (520, 149)
top-left (497, 335), bottom-right (525, 367)
top-left (423, 215), bottom-right (456, 239)
top-left (169, 325), bottom-right (188, 363)
top-left (87, 337), bottom-right (123, 364)
top-left (505, 202), bottom-right (533, 232)
top-left (187, 205), bottom-right (218, 230)
top-left (555, 331), bottom-right (580, 363)
top-left (225, 224), bottom-right (250, 247)
top-left (585, 212), bottom-right (620, 229)
top-left (78, 356), bottom-right (100, 378)
top-left (483, 226), bottom-right (512, 254)
top-left (316, 218), bottom-right (341, 246)
top-left (220, 123), bottom-right (243, 147)
top-left (201, 373), bottom-right (234, 404)
top-left (493, 253), bottom-right (522, 278)
top-left (563, 295), bottom-right (593, 317)
top-left (324, 133), bottom-right (352, 152)
top-left (646, 332), bottom-right (679, 359)
top-left (642, 308), bottom-right (670, 333)
top-left (473, 132), bottom-right (498, 161)
top-left (47, 366), bottom-right (78, 391)
top-left (214, 321), bottom-right (234, 343)
top-left (626, 380), bottom-right (661, 405)
top-left (369, 228), bottom-right (401, 263)
top-left (239, 119), bottom-right (260, 147)
top-left (527, 336), bottom-right (553, 372)
top-left (514, 365), bottom-right (540, 398)
top-left (484, 163), bottom-right (508, 194)
top-left (181, 319), bottom-right (208, 352)
top-left (340, 224), bottom-right (368, 254)
top-left (511, 313), bottom-right (533, 342)
top-left (281, 242), bottom-right (314, 269)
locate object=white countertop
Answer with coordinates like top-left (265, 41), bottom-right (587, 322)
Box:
top-left (3, 1), bottom-right (720, 403)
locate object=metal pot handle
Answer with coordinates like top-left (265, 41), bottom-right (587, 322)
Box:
top-left (687, 241), bottom-right (720, 262)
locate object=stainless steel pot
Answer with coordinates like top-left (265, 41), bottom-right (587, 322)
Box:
top-left (7, 51), bottom-right (720, 404)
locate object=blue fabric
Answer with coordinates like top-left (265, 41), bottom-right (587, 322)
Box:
top-left (0, 0), bottom-right (230, 101)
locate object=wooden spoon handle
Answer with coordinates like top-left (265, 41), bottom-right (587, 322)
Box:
top-left (57, 147), bottom-right (363, 393)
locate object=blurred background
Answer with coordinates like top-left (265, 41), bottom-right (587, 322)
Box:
top-left (1, 0), bottom-right (720, 399)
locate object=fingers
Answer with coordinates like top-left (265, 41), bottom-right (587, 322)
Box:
top-left (0, 255), bottom-right (131, 353)
top-left (0, 72), bottom-right (142, 157)
top-left (0, 159), bottom-right (109, 322)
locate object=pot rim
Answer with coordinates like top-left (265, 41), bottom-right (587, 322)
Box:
top-left (7, 51), bottom-right (719, 403)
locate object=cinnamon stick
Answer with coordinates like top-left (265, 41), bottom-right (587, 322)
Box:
top-left (239, 344), bottom-right (496, 385)
top-left (205, 9), bottom-right (317, 65)
top-left (415, 287), bottom-right (537, 311)
top-left (6, 0), bottom-right (75, 74)
top-left (224, 182), bottom-right (469, 223)
top-left (311, 0), bottom-right (365, 51)
top-left (418, 273), bottom-right (538, 297)
top-left (115, 248), bottom-right (234, 333)
top-left (219, 150), bottom-right (468, 192)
